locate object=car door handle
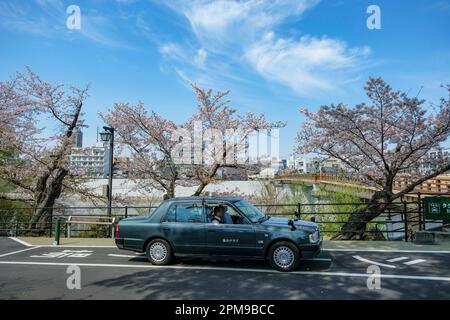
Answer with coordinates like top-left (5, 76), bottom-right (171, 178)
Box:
top-left (163, 228), bottom-right (171, 232)
top-left (208, 230), bottom-right (217, 233)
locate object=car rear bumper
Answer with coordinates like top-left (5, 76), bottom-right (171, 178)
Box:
top-left (115, 238), bottom-right (124, 249)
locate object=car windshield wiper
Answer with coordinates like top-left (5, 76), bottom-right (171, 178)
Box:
top-left (258, 215), bottom-right (270, 223)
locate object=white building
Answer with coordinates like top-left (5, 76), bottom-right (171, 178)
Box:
top-left (249, 167), bottom-right (279, 179)
top-left (69, 144), bottom-right (106, 177)
top-left (416, 147), bottom-right (450, 174)
top-left (287, 155), bottom-right (343, 174)
top-left (287, 155), bottom-right (319, 173)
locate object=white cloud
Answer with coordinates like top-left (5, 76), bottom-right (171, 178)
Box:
top-left (156, 0), bottom-right (372, 97)
top-left (163, 0), bottom-right (320, 52)
top-left (77, 15), bottom-right (135, 49)
top-left (159, 43), bottom-right (208, 69)
top-left (245, 32), bottom-right (371, 96)
top-left (194, 48), bottom-right (208, 67)
top-left (0, 1), bottom-right (133, 49)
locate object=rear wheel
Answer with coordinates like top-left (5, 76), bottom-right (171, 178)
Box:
top-left (146, 239), bottom-right (173, 265)
top-left (268, 241), bottom-right (300, 272)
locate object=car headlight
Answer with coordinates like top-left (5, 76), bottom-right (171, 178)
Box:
top-left (309, 230), bottom-right (320, 243)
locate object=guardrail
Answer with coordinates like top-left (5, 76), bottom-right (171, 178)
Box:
top-left (277, 173), bottom-right (450, 195)
top-left (254, 201), bottom-right (426, 241)
top-left (0, 206), bottom-right (158, 239)
top-left (1, 196), bottom-right (442, 241)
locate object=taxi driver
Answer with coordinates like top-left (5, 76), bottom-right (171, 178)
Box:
top-left (211, 206), bottom-right (225, 224)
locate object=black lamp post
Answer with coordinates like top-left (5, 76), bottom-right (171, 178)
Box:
top-left (100, 126), bottom-right (115, 232)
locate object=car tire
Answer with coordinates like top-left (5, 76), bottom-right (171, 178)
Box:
top-left (146, 239), bottom-right (173, 265)
top-left (268, 241), bottom-right (300, 272)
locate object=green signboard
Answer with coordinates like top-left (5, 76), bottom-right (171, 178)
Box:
top-left (424, 197), bottom-right (450, 221)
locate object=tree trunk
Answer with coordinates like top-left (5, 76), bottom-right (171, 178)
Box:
top-left (166, 185), bottom-right (175, 199)
top-left (332, 191), bottom-right (390, 240)
top-left (192, 163), bottom-right (221, 196)
top-left (28, 168), bottom-right (68, 234)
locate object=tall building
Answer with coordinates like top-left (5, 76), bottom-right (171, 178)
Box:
top-left (73, 128), bottom-right (83, 148)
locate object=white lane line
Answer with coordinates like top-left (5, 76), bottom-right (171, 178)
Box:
top-left (353, 255), bottom-right (396, 268)
top-left (0, 246), bottom-right (41, 258)
top-left (387, 257), bottom-right (409, 262)
top-left (295, 271), bottom-right (450, 282)
top-left (302, 258), bottom-right (332, 262)
top-left (38, 245), bottom-right (116, 248)
top-left (8, 237), bottom-right (33, 247)
top-left (0, 260), bottom-right (449, 282)
top-left (325, 248), bottom-right (450, 254)
top-left (108, 254), bottom-right (142, 258)
top-left (5, 244), bottom-right (450, 253)
top-left (404, 259), bottom-right (426, 265)
top-left (105, 254), bottom-right (330, 262)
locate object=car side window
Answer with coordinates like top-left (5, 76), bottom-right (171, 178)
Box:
top-left (205, 203), bottom-right (247, 224)
top-left (165, 203), bottom-right (204, 223)
top-left (226, 206), bottom-right (246, 224)
top-left (165, 205), bottom-right (177, 222)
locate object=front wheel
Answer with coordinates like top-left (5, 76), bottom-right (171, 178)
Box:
top-left (146, 239), bottom-right (173, 265)
top-left (268, 241), bottom-right (300, 272)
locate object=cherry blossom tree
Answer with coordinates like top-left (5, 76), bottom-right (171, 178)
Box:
top-left (187, 84), bottom-right (285, 196)
top-left (0, 68), bottom-right (90, 231)
top-left (100, 102), bottom-right (180, 198)
top-left (297, 77), bottom-right (450, 239)
top-left (101, 84), bottom-right (284, 199)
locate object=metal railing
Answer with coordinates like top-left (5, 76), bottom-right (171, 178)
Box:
top-left (0, 206), bottom-right (158, 238)
top-left (0, 195), bottom-right (446, 240)
top-left (253, 201), bottom-right (423, 241)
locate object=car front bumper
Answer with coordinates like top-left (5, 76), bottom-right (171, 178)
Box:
top-left (299, 237), bottom-right (323, 259)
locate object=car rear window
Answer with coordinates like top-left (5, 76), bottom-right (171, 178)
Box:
top-left (165, 203), bottom-right (204, 223)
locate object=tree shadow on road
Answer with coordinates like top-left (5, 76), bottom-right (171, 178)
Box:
top-left (88, 261), bottom-right (449, 300)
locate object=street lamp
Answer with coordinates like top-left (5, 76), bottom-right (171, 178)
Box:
top-left (100, 126), bottom-right (114, 236)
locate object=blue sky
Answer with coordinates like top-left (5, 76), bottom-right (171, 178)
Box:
top-left (0, 0), bottom-right (449, 158)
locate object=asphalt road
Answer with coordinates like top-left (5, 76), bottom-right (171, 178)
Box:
top-left (0, 237), bottom-right (449, 300)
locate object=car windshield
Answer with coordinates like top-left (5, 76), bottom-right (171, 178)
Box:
top-left (233, 200), bottom-right (268, 223)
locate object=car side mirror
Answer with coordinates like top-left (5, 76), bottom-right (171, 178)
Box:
top-left (288, 219), bottom-right (297, 231)
top-left (294, 211), bottom-right (300, 219)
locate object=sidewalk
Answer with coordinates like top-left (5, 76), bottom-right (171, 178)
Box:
top-left (16, 237), bottom-right (115, 246)
top-left (323, 240), bottom-right (450, 252)
top-left (14, 237), bottom-right (450, 251)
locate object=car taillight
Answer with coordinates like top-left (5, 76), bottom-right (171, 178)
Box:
top-left (115, 224), bottom-right (120, 238)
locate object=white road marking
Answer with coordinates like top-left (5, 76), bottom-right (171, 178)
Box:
top-left (302, 258), bottom-right (332, 262)
top-left (4, 240), bottom-right (450, 253)
top-left (105, 254), bottom-right (330, 261)
top-left (31, 250), bottom-right (93, 259)
top-left (8, 237), bottom-right (33, 247)
top-left (325, 248), bottom-right (450, 254)
top-left (0, 246), bottom-right (41, 258)
top-left (0, 260), bottom-right (449, 282)
top-left (404, 259), bottom-right (426, 265)
top-left (353, 255), bottom-right (396, 268)
top-left (387, 257), bottom-right (409, 262)
top-left (38, 245), bottom-right (116, 248)
top-left (108, 254), bottom-right (141, 258)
